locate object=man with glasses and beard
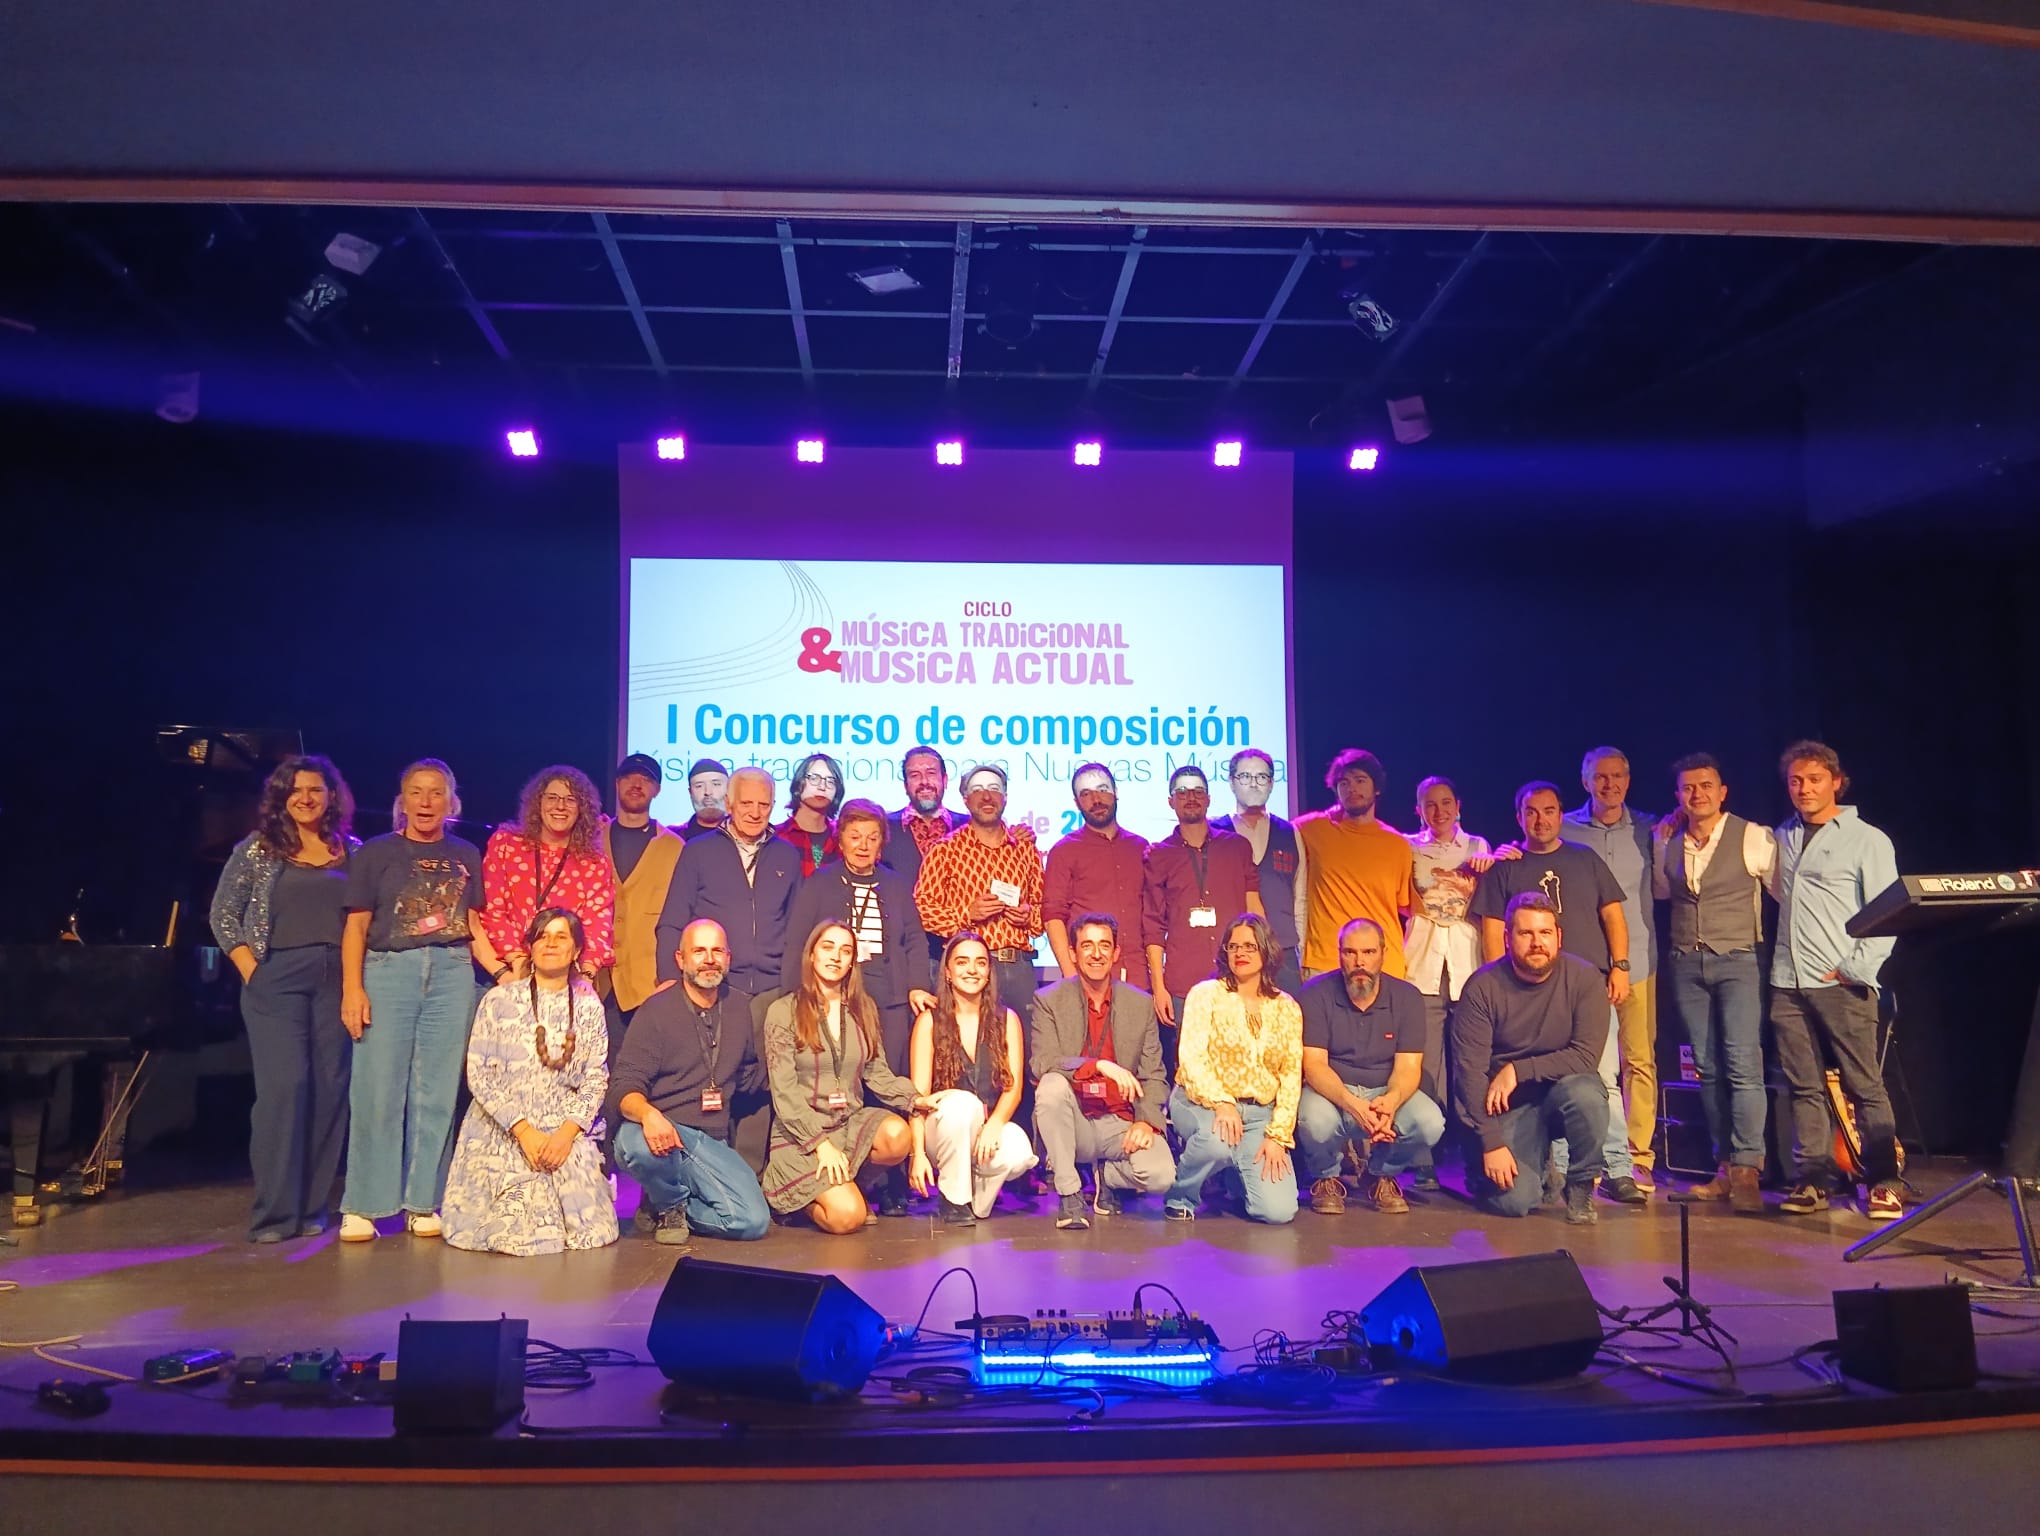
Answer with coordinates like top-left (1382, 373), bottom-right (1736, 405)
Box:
top-left (1295, 749), bottom-right (1416, 982)
top-left (888, 746), bottom-right (964, 961)
top-left (611, 919), bottom-right (771, 1250)
top-left (1141, 766), bottom-right (1263, 1079)
top-left (1211, 749), bottom-right (1307, 997)
top-left (1295, 918), bottom-right (1443, 1216)
top-left (1044, 763), bottom-right (1149, 983)
top-left (912, 763), bottom-right (1046, 1010)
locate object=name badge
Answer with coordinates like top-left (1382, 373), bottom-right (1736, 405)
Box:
top-left (827, 1090), bottom-right (849, 1110)
top-left (856, 937), bottom-right (880, 963)
top-left (988, 878), bottom-right (1023, 906)
top-left (700, 1087), bottom-right (724, 1113)
top-left (1188, 905), bottom-right (1218, 928)
top-left (1082, 1079), bottom-right (1107, 1099)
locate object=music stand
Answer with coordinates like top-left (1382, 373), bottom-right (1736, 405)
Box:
top-left (1841, 882), bottom-right (2040, 1287)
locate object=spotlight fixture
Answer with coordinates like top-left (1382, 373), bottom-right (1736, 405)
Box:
top-left (850, 265), bottom-right (921, 295)
top-left (1348, 446), bottom-right (1380, 471)
top-left (655, 435), bottom-right (687, 461)
top-left (934, 440), bottom-right (964, 466)
top-left (1213, 440), bottom-right (1243, 468)
top-left (796, 438), bottom-right (826, 464)
top-left (1072, 441), bottom-right (1102, 467)
top-left (505, 429), bottom-right (540, 458)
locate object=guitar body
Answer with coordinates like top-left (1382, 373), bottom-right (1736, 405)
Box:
top-left (1827, 1068), bottom-right (1905, 1179)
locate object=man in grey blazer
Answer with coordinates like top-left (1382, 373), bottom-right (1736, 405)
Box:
top-left (1030, 911), bottom-right (1176, 1229)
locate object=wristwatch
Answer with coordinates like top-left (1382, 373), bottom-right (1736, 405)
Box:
top-left (1610, 959), bottom-right (1631, 973)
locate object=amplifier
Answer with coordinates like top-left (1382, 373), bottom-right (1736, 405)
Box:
top-left (973, 1307), bottom-right (1220, 1379)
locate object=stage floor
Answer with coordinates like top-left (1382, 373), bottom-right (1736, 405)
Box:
top-left (5, 1156), bottom-right (2040, 1529)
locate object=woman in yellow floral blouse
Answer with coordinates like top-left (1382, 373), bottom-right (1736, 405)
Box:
top-left (1164, 913), bottom-right (1303, 1224)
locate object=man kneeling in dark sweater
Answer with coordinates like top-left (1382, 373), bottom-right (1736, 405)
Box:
top-left (611, 918), bottom-right (770, 1249)
top-left (1449, 892), bottom-right (1610, 1224)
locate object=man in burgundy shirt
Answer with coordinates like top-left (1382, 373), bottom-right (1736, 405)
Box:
top-left (1044, 763), bottom-right (1149, 984)
top-left (887, 746), bottom-right (964, 964)
top-left (1141, 765), bottom-right (1264, 1077)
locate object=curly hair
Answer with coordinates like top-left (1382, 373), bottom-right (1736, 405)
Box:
top-left (513, 764), bottom-right (602, 855)
top-left (928, 932), bottom-right (1014, 1096)
top-left (1217, 913), bottom-right (1284, 999)
top-left (256, 754), bottom-right (355, 861)
top-left (792, 921), bottom-right (883, 1059)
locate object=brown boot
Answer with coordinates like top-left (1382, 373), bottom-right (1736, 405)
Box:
top-left (1310, 1177), bottom-right (1347, 1215)
top-left (1672, 1168), bottom-right (1732, 1202)
top-left (1367, 1175), bottom-right (1410, 1215)
top-left (1728, 1165), bottom-right (1765, 1214)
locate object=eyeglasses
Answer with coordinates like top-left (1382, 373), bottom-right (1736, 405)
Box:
top-left (540, 793), bottom-right (578, 808)
top-left (800, 775), bottom-right (838, 790)
top-left (1231, 772), bottom-right (1273, 788)
top-left (1224, 942), bottom-right (1262, 955)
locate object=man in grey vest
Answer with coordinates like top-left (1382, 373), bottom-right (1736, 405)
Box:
top-left (1212, 748), bottom-right (1307, 996)
top-left (1654, 753), bottom-right (1776, 1213)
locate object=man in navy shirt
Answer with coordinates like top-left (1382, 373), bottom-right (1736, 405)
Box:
top-left (1295, 918), bottom-right (1444, 1215)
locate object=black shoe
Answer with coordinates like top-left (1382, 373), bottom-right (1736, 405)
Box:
top-left (939, 1196), bottom-right (977, 1228)
top-left (1564, 1181), bottom-right (1599, 1225)
top-left (1164, 1202), bottom-right (1197, 1222)
top-left (1055, 1193), bottom-right (1092, 1230)
top-left (1412, 1165), bottom-right (1441, 1193)
top-left (878, 1188), bottom-right (909, 1218)
top-left (654, 1207), bottom-right (693, 1248)
top-left (632, 1203), bottom-right (657, 1236)
top-left (1602, 1175), bottom-right (1649, 1205)
top-left (1541, 1162), bottom-right (1566, 1210)
top-left (1092, 1186), bottom-right (1123, 1217)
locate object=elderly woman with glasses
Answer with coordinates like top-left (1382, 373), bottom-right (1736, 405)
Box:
top-left (442, 908), bottom-right (618, 1256)
top-left (481, 765), bottom-right (615, 983)
top-left (1163, 912), bottom-right (1303, 1225)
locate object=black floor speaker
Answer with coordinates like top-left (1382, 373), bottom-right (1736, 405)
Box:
top-left (392, 1317), bottom-right (527, 1434)
top-left (646, 1258), bottom-right (886, 1402)
top-left (1358, 1251), bottom-right (1603, 1383)
top-left (1833, 1284), bottom-right (1977, 1392)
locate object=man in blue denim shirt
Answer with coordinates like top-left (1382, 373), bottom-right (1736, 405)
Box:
top-left (1767, 740), bottom-right (1902, 1220)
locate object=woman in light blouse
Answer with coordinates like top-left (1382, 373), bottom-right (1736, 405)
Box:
top-left (1163, 913), bottom-right (1303, 1224)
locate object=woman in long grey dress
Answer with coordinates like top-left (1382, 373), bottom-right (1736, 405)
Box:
top-left (763, 921), bottom-right (932, 1233)
top-left (442, 908), bottom-right (618, 1256)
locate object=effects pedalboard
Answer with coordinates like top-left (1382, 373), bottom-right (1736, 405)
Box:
top-left (228, 1348), bottom-right (394, 1404)
top-left (968, 1307), bottom-right (1221, 1379)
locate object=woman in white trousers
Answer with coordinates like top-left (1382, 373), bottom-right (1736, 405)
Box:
top-left (910, 932), bottom-right (1035, 1225)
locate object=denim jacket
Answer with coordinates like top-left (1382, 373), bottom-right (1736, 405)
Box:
top-left (209, 831), bottom-right (360, 962)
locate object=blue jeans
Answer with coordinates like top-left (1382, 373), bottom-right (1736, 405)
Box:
top-left (614, 1120), bottom-right (771, 1241)
top-left (1294, 1083), bottom-right (1445, 1180)
top-left (1165, 1086), bottom-right (1298, 1224)
top-left (1668, 949), bottom-right (1766, 1168)
top-left (1551, 1003), bottom-right (1633, 1181)
top-left (342, 945), bottom-right (478, 1219)
top-left (1469, 1074), bottom-right (1608, 1217)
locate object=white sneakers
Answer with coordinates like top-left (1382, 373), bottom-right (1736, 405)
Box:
top-left (337, 1211), bottom-right (444, 1241)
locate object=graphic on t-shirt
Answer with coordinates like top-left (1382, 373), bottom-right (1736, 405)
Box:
top-left (1421, 866), bottom-right (1479, 924)
top-left (393, 855), bottom-right (473, 940)
top-left (1538, 868), bottom-right (1564, 913)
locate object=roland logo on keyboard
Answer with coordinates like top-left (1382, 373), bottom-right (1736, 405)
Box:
top-left (1919, 874), bottom-right (2028, 894)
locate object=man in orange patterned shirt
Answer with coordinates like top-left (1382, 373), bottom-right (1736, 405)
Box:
top-left (913, 763), bottom-right (1046, 1011)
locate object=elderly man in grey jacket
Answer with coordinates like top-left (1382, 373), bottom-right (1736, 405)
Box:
top-left (1030, 911), bottom-right (1176, 1229)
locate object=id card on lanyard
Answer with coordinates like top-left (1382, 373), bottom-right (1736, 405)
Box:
top-left (1187, 840), bottom-right (1217, 928)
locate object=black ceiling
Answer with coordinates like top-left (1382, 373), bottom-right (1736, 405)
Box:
top-left (0, 201), bottom-right (1999, 451)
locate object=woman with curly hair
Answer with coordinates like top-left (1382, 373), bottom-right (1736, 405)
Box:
top-left (762, 921), bottom-right (933, 1233)
top-left (442, 908), bottom-right (617, 1256)
top-left (209, 754), bottom-right (360, 1243)
top-left (481, 765), bottom-right (614, 980)
top-left (908, 932), bottom-right (1036, 1226)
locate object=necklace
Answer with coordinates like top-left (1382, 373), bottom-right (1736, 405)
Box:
top-left (531, 984), bottom-right (576, 1070)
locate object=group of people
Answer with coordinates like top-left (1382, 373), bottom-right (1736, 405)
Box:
top-left (208, 734), bottom-right (1903, 1255)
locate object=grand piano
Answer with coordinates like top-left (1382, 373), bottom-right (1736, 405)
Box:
top-left (2, 726), bottom-right (293, 1227)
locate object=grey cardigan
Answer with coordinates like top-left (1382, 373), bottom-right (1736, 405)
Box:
top-left (208, 831), bottom-right (358, 962)
top-left (1028, 976), bottom-right (1169, 1131)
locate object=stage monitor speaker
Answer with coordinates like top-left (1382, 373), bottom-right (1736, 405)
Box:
top-left (393, 1317), bottom-right (527, 1434)
top-left (1359, 1251), bottom-right (1602, 1383)
top-left (647, 1258), bottom-right (885, 1402)
top-left (1833, 1284), bottom-right (1977, 1392)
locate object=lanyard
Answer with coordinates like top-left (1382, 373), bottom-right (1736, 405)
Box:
top-left (848, 876), bottom-right (880, 935)
top-left (687, 995), bottom-right (724, 1091)
top-left (1185, 837), bottom-right (1211, 902)
top-left (823, 1000), bottom-right (850, 1084)
top-left (534, 842), bottom-right (571, 908)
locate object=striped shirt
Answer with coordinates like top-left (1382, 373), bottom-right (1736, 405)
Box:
top-left (846, 872), bottom-right (886, 962)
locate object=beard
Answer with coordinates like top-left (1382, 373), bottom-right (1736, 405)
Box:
top-left (1233, 782), bottom-right (1271, 810)
top-left (684, 963), bottom-right (727, 991)
top-left (1081, 804), bottom-right (1116, 829)
top-left (1513, 951), bottom-right (1556, 979)
top-left (1343, 971), bottom-right (1378, 1006)
top-left (909, 790), bottom-right (943, 814)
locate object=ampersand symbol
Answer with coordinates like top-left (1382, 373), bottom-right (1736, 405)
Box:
top-left (798, 627), bottom-right (842, 673)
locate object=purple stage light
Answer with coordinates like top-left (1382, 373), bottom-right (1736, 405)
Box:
top-left (1073, 441), bottom-right (1102, 466)
top-left (1213, 440), bottom-right (1242, 468)
top-left (505, 429), bottom-right (540, 458)
top-left (796, 438), bottom-right (825, 464)
top-left (1349, 446), bottom-right (1380, 471)
top-left (656, 435), bottom-right (686, 461)
top-left (935, 439), bottom-right (964, 466)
